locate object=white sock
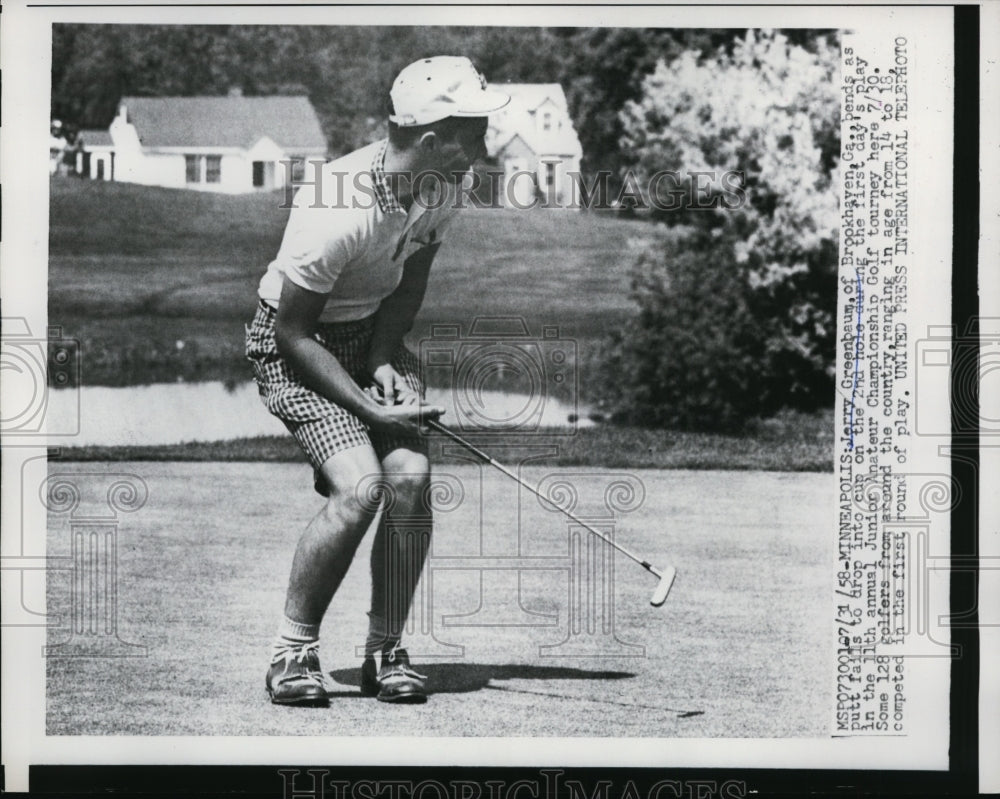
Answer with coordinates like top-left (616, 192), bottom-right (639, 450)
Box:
top-left (272, 616), bottom-right (319, 659)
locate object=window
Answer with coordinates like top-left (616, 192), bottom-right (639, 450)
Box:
top-left (542, 112), bottom-right (552, 132)
top-left (185, 154), bottom-right (200, 183)
top-left (289, 156), bottom-right (306, 183)
top-left (206, 155), bottom-right (222, 184)
top-left (252, 161), bottom-right (265, 188)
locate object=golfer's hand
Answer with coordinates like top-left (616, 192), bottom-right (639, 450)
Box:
top-left (370, 364), bottom-right (419, 406)
top-left (367, 401), bottom-right (445, 437)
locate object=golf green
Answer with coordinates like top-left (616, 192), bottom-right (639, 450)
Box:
top-left (45, 462), bottom-right (830, 738)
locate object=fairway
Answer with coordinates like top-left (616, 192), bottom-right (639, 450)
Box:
top-left (48, 179), bottom-right (648, 387)
top-left (46, 462), bottom-right (831, 739)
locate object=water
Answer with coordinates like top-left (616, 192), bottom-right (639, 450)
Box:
top-left (45, 381), bottom-right (593, 446)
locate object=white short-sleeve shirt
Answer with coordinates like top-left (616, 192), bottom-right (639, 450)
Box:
top-left (257, 139), bottom-right (460, 323)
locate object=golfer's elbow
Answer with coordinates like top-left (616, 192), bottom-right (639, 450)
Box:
top-left (274, 319), bottom-right (310, 361)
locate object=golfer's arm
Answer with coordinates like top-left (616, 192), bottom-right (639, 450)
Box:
top-left (367, 243), bottom-right (440, 368)
top-left (274, 277), bottom-right (378, 423)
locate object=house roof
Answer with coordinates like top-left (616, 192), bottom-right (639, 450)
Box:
top-left (118, 96), bottom-right (327, 151)
top-left (495, 83), bottom-right (570, 112)
top-left (488, 83), bottom-right (582, 159)
top-left (492, 132), bottom-right (536, 162)
top-left (79, 129), bottom-right (113, 147)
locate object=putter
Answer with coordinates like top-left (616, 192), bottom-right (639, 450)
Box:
top-left (425, 418), bottom-right (676, 606)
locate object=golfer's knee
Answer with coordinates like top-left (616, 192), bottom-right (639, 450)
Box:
top-left (322, 447), bottom-right (379, 533)
top-left (381, 451), bottom-right (431, 515)
top-left (319, 487), bottom-right (378, 532)
top-left (317, 458), bottom-right (382, 532)
top-left (382, 448), bottom-right (429, 475)
top-left (387, 472), bottom-right (431, 513)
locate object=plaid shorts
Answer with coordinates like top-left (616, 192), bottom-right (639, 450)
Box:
top-left (245, 301), bottom-right (427, 484)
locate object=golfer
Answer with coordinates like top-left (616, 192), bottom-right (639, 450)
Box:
top-left (246, 57), bottom-right (509, 706)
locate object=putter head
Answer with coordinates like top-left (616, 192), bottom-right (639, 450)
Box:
top-left (650, 566), bottom-right (676, 607)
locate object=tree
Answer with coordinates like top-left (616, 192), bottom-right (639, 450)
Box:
top-left (602, 30), bottom-right (840, 429)
top-left (597, 226), bottom-right (770, 431)
top-left (50, 25), bottom-right (582, 155)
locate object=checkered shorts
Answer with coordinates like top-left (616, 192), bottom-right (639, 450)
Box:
top-left (245, 301), bottom-right (427, 482)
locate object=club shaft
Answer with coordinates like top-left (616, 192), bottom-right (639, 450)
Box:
top-left (426, 420), bottom-right (661, 577)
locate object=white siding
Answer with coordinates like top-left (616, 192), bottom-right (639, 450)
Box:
top-left (219, 154), bottom-right (251, 193)
top-left (105, 99), bottom-right (328, 194)
top-left (489, 84), bottom-right (584, 210)
top-left (90, 153), bottom-right (113, 181)
top-left (126, 152), bottom-right (188, 189)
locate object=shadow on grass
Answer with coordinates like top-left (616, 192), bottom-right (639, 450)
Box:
top-left (326, 663), bottom-right (704, 717)
top-left (327, 662), bottom-right (635, 697)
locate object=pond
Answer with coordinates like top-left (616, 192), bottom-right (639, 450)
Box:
top-left (45, 381), bottom-right (594, 446)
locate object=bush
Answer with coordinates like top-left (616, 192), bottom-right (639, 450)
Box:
top-left (596, 228), bottom-right (754, 431)
top-left (599, 30), bottom-right (839, 431)
top-left (596, 226), bottom-right (834, 432)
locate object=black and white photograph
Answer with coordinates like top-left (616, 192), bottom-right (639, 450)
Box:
top-left (0, 2), bottom-right (995, 796)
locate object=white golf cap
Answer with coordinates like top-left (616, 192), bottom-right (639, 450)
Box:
top-left (389, 56), bottom-right (510, 127)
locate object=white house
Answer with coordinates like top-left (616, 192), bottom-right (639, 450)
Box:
top-left (486, 83), bottom-right (583, 209)
top-left (76, 129), bottom-right (115, 180)
top-left (96, 92), bottom-right (328, 193)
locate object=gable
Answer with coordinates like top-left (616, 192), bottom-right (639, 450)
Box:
top-left (494, 133), bottom-right (536, 160)
top-left (119, 96), bottom-right (327, 151)
top-left (532, 97), bottom-right (563, 116)
top-left (246, 136), bottom-right (287, 161)
top-left (486, 82), bottom-right (582, 159)
top-left (495, 83), bottom-right (570, 112)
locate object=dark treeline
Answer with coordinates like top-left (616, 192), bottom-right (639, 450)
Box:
top-left (52, 25), bottom-right (824, 181)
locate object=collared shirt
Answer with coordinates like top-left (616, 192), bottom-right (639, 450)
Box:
top-left (257, 139), bottom-right (460, 323)
top-left (369, 138), bottom-right (405, 216)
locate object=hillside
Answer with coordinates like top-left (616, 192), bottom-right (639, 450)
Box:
top-left (48, 178), bottom-right (649, 387)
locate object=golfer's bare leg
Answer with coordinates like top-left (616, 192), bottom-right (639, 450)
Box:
top-left (369, 448), bottom-right (432, 643)
top-left (284, 445), bottom-right (383, 624)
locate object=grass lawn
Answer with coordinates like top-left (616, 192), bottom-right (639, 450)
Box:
top-left (49, 178), bottom-right (647, 388)
top-left (46, 462), bottom-right (830, 738)
top-left (48, 178), bottom-right (835, 470)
